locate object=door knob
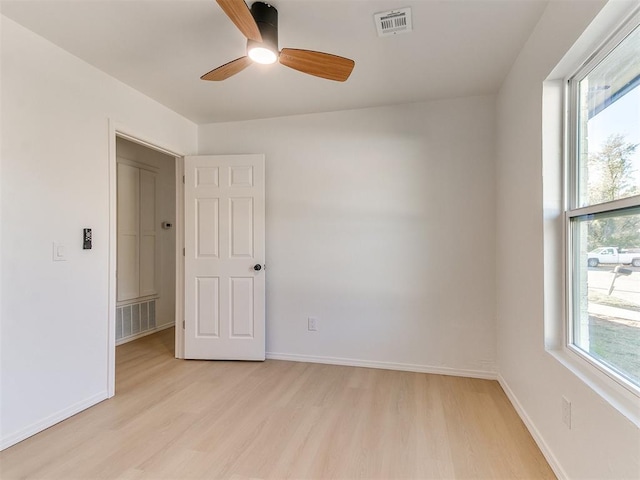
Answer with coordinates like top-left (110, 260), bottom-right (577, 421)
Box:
top-left (254, 264), bottom-right (262, 271)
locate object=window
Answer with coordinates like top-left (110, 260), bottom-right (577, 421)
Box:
top-left (567, 15), bottom-right (640, 392)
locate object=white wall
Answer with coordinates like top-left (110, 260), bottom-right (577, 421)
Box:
top-left (199, 97), bottom-right (497, 376)
top-left (0, 16), bottom-right (196, 449)
top-left (116, 137), bottom-right (177, 330)
top-left (496, 1), bottom-right (640, 478)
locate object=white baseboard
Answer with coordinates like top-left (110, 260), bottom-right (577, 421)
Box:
top-left (266, 352), bottom-right (497, 380)
top-left (497, 374), bottom-right (567, 480)
top-left (0, 391), bottom-right (108, 451)
top-left (115, 322), bottom-right (174, 346)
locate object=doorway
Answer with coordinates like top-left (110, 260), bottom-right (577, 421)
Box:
top-left (115, 136), bottom-right (177, 346)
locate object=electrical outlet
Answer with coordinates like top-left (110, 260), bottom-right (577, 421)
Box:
top-left (308, 317), bottom-right (318, 331)
top-left (562, 396), bottom-right (571, 429)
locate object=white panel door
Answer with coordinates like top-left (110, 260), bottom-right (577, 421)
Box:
top-left (184, 154), bottom-right (265, 360)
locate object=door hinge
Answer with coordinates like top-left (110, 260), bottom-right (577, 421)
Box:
top-left (183, 247), bottom-right (185, 256)
top-left (183, 320), bottom-right (185, 329)
top-left (182, 175), bottom-right (185, 184)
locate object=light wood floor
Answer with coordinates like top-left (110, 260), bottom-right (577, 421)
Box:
top-left (0, 328), bottom-right (555, 479)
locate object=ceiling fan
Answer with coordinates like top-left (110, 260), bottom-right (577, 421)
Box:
top-left (201, 0), bottom-right (355, 82)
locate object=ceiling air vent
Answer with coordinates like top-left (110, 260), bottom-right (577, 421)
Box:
top-left (374, 7), bottom-right (412, 37)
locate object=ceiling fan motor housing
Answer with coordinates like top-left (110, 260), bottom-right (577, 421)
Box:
top-left (247, 2), bottom-right (279, 54)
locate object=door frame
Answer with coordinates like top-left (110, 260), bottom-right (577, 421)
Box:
top-left (108, 120), bottom-right (186, 397)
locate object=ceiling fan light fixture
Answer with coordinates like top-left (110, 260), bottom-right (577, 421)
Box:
top-left (247, 44), bottom-right (278, 64)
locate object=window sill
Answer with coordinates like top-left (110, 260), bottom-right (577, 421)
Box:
top-left (548, 346), bottom-right (640, 427)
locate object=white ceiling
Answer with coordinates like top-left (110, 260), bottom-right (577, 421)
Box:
top-left (1, 0), bottom-right (548, 124)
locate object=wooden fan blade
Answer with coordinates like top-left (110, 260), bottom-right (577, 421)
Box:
top-left (279, 48), bottom-right (355, 82)
top-left (201, 56), bottom-right (252, 81)
top-left (216, 0), bottom-right (262, 42)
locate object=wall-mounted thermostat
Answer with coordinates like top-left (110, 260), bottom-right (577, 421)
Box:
top-left (162, 221), bottom-right (173, 230)
top-left (83, 228), bottom-right (92, 249)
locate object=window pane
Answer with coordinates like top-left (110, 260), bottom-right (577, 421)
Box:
top-left (576, 25), bottom-right (640, 208)
top-left (572, 207), bottom-right (640, 386)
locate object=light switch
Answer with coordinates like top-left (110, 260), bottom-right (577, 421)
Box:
top-left (53, 242), bottom-right (66, 261)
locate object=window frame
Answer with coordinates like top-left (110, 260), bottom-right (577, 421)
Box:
top-left (564, 11), bottom-right (640, 396)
